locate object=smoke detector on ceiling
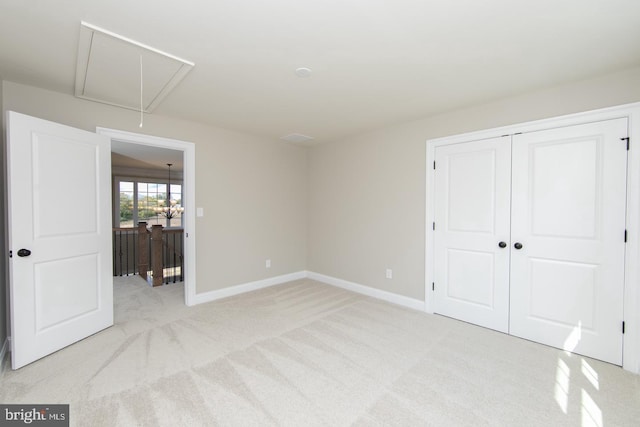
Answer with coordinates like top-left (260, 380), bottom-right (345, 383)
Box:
top-left (295, 67), bottom-right (312, 78)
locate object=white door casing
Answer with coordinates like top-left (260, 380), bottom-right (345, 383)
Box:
top-left (96, 127), bottom-right (197, 306)
top-left (7, 111), bottom-right (113, 369)
top-left (509, 118), bottom-right (627, 365)
top-left (433, 136), bottom-right (512, 333)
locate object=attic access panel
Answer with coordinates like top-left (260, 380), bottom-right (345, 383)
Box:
top-left (75, 22), bottom-right (194, 112)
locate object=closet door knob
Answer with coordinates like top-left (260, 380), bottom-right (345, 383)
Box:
top-left (498, 241), bottom-right (507, 248)
top-left (514, 242), bottom-right (523, 250)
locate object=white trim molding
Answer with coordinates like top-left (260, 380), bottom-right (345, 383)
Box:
top-left (190, 270), bottom-right (425, 312)
top-left (307, 271), bottom-right (425, 311)
top-left (425, 101), bottom-right (640, 374)
top-left (95, 127), bottom-right (198, 307)
top-left (191, 271), bottom-right (308, 305)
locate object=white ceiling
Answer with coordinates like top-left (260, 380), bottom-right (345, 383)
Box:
top-left (1, 0), bottom-right (639, 143)
top-left (111, 140), bottom-right (183, 171)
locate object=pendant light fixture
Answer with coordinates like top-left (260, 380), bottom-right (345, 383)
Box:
top-left (154, 163), bottom-right (184, 220)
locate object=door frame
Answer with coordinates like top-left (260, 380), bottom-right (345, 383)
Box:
top-left (96, 127), bottom-right (197, 306)
top-left (425, 101), bottom-right (640, 374)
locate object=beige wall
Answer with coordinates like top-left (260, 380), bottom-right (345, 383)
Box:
top-left (308, 66), bottom-right (640, 300)
top-left (2, 81), bottom-right (308, 296)
top-left (3, 63), bottom-right (640, 325)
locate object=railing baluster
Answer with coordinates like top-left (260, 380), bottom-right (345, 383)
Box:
top-left (149, 231), bottom-right (152, 279)
top-left (126, 230), bottom-right (130, 276)
top-left (131, 232), bottom-right (138, 275)
top-left (171, 232), bottom-right (175, 283)
top-left (113, 226), bottom-right (184, 285)
top-left (112, 231), bottom-right (116, 276)
top-left (118, 230), bottom-right (123, 276)
top-left (164, 233), bottom-right (168, 285)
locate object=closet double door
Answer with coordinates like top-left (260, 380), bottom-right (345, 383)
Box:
top-left (433, 118), bottom-right (628, 365)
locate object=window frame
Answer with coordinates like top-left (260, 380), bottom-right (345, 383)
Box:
top-left (113, 175), bottom-right (184, 229)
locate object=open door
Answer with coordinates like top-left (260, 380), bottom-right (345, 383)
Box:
top-left (7, 111), bottom-right (113, 369)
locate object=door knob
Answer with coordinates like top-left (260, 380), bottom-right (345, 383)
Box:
top-left (498, 241), bottom-right (507, 248)
top-left (17, 248), bottom-right (31, 257)
top-left (514, 242), bottom-right (523, 250)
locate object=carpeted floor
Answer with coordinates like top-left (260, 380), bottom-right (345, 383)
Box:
top-left (1, 276), bottom-right (639, 426)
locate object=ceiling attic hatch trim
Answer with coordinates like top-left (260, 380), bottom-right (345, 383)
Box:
top-left (75, 21), bottom-right (194, 113)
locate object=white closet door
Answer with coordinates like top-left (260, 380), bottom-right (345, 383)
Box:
top-left (433, 137), bottom-right (512, 333)
top-left (509, 118), bottom-right (627, 365)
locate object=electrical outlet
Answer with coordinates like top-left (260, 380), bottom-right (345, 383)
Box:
top-left (386, 268), bottom-right (393, 279)
top-left (266, 259), bottom-right (271, 268)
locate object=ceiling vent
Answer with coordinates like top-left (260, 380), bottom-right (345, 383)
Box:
top-left (75, 22), bottom-right (194, 112)
top-left (280, 133), bottom-right (315, 145)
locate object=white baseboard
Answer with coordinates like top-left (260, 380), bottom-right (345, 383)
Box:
top-left (191, 271), bottom-right (307, 305)
top-left (306, 271), bottom-right (425, 311)
top-left (189, 269), bottom-right (425, 312)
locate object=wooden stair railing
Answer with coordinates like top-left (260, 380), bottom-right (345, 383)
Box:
top-left (113, 222), bottom-right (184, 287)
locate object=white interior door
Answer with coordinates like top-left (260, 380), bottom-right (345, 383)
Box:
top-left (7, 111), bottom-right (113, 369)
top-left (509, 118), bottom-right (628, 365)
top-left (433, 136), bottom-right (512, 333)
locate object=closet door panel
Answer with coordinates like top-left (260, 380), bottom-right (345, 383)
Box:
top-left (433, 137), bottom-right (511, 333)
top-left (509, 118), bottom-right (627, 365)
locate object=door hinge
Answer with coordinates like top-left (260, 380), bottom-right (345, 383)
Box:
top-left (621, 137), bottom-right (630, 150)
top-left (622, 321), bottom-right (626, 334)
top-left (432, 222), bottom-right (435, 231)
top-left (624, 229), bottom-right (627, 243)
top-left (432, 282), bottom-right (435, 291)
top-left (433, 161), bottom-right (436, 170)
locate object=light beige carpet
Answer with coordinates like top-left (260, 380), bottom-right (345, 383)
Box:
top-left (1, 276), bottom-right (639, 426)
